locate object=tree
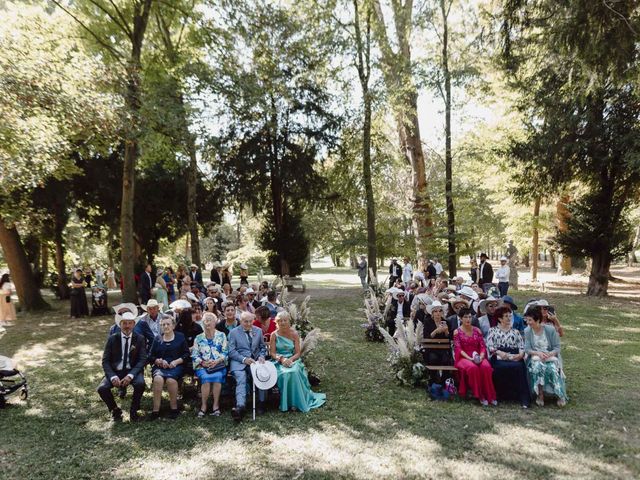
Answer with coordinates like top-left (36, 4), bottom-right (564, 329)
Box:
top-left (500, 0), bottom-right (640, 295)
top-left (51, 0), bottom-right (155, 302)
top-left (371, 0), bottom-right (433, 265)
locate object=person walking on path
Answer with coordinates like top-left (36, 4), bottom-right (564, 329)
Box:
top-left (357, 255), bottom-right (368, 290)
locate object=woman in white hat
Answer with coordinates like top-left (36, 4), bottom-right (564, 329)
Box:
top-left (192, 312), bottom-right (228, 417)
top-left (422, 301), bottom-right (452, 367)
top-left (269, 311), bottom-right (325, 412)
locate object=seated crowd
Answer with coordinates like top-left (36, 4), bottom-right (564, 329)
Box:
top-left (384, 254), bottom-right (568, 409)
top-left (98, 262), bottom-right (325, 423)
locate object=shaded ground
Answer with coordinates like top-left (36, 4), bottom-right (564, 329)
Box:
top-left (0, 272), bottom-right (639, 479)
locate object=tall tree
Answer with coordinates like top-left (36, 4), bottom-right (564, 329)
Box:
top-left (371, 0), bottom-right (433, 265)
top-left (500, 0), bottom-right (640, 296)
top-left (51, 0), bottom-right (155, 302)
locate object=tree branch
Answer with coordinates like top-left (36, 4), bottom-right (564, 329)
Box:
top-left (106, 0), bottom-right (134, 38)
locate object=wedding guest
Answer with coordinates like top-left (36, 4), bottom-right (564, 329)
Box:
top-left (216, 302), bottom-right (239, 337)
top-left (139, 264), bottom-right (154, 305)
top-left (253, 305), bottom-right (277, 344)
top-left (239, 263), bottom-right (249, 285)
top-left (0, 273), bottom-right (16, 324)
top-left (70, 269), bottom-right (89, 318)
top-left (106, 267), bottom-right (117, 290)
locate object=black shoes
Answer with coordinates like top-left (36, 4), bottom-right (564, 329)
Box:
top-left (168, 409), bottom-right (179, 420)
top-left (231, 407), bottom-right (245, 422)
top-left (256, 402), bottom-right (266, 416)
top-left (148, 411), bottom-right (160, 421)
top-left (111, 408), bottom-right (123, 422)
top-left (130, 411), bottom-right (142, 422)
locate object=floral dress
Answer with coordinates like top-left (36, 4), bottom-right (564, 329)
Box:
top-left (486, 327), bottom-right (529, 406)
top-left (192, 331), bottom-right (228, 384)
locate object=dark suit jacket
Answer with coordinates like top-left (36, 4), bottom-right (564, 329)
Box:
top-left (386, 299), bottom-right (411, 325)
top-left (210, 269), bottom-right (222, 285)
top-left (139, 271), bottom-right (154, 297)
top-left (102, 332), bottom-right (147, 380)
top-left (388, 263), bottom-right (402, 278)
top-left (190, 270), bottom-right (203, 284)
top-left (478, 261), bottom-right (494, 285)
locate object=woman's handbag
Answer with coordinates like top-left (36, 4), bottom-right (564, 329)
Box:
top-left (206, 361), bottom-right (226, 374)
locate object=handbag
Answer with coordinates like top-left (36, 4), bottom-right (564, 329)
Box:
top-left (206, 360), bottom-right (226, 374)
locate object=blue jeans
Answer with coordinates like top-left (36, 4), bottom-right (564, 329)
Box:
top-left (232, 366), bottom-right (266, 409)
top-left (498, 282), bottom-right (509, 297)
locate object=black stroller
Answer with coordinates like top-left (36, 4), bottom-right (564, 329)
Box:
top-left (0, 353), bottom-right (28, 408)
top-left (91, 286), bottom-right (109, 316)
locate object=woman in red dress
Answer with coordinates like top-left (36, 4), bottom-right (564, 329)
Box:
top-left (453, 308), bottom-right (497, 406)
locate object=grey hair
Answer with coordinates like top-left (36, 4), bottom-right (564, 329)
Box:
top-left (240, 311), bottom-right (255, 323)
top-left (275, 310), bottom-right (291, 322)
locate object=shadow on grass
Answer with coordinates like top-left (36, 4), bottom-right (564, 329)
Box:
top-left (0, 287), bottom-right (639, 479)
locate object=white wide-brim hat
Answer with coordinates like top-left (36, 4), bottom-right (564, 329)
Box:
top-left (141, 299), bottom-right (163, 311)
top-left (186, 292), bottom-right (198, 303)
top-left (169, 299), bottom-right (192, 310)
top-left (459, 286), bottom-right (479, 301)
top-left (115, 311), bottom-right (139, 328)
top-left (190, 264), bottom-right (198, 269)
top-left (250, 361), bottom-right (278, 390)
top-left (113, 303), bottom-right (138, 316)
top-left (415, 293), bottom-right (432, 307)
top-left (448, 296), bottom-right (471, 308)
top-left (240, 263), bottom-right (248, 269)
top-left (427, 300), bottom-right (447, 315)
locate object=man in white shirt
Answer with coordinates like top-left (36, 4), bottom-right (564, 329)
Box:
top-left (496, 256), bottom-right (511, 297)
top-left (402, 257), bottom-right (413, 285)
top-left (433, 258), bottom-right (444, 276)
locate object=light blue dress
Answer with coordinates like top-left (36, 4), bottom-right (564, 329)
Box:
top-left (272, 334), bottom-right (326, 412)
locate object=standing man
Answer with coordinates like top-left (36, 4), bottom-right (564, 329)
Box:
top-left (97, 311), bottom-right (147, 422)
top-left (357, 255), bottom-right (368, 290)
top-left (496, 256), bottom-right (510, 297)
top-left (478, 253), bottom-right (494, 293)
top-left (402, 257), bottom-right (413, 285)
top-left (433, 258), bottom-right (444, 276)
top-left (189, 264), bottom-right (203, 285)
top-left (139, 264), bottom-right (154, 306)
top-left (228, 312), bottom-right (267, 421)
top-left (388, 258), bottom-right (401, 288)
top-left (210, 262), bottom-right (222, 285)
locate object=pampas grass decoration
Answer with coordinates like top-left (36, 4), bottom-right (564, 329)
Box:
top-left (300, 328), bottom-right (319, 357)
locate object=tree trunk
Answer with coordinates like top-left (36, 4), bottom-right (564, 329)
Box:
top-left (587, 250), bottom-right (610, 296)
top-left (0, 218), bottom-right (49, 311)
top-left (556, 194), bottom-right (572, 275)
top-left (522, 252), bottom-right (530, 268)
top-left (531, 197), bottom-right (541, 281)
top-left (54, 224), bottom-right (70, 300)
top-left (441, 0), bottom-right (456, 277)
top-left (120, 0), bottom-right (153, 304)
top-left (549, 250), bottom-right (556, 269)
top-left (41, 243), bottom-right (49, 283)
top-left (187, 137), bottom-right (201, 267)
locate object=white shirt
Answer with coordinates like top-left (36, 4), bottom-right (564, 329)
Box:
top-left (395, 300), bottom-right (406, 322)
top-left (434, 262), bottom-right (443, 275)
top-left (112, 333), bottom-right (134, 381)
top-left (496, 265), bottom-right (510, 282)
top-left (402, 263), bottom-right (413, 283)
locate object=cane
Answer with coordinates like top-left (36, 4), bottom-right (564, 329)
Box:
top-left (252, 380), bottom-right (256, 421)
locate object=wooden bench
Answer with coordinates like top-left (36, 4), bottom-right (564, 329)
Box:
top-left (283, 276), bottom-right (306, 292)
top-left (420, 338), bottom-right (457, 374)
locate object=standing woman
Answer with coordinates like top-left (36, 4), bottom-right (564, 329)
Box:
top-left (524, 306), bottom-right (568, 407)
top-left (149, 317), bottom-right (190, 420)
top-left (106, 267), bottom-right (117, 290)
top-left (192, 312), bottom-right (228, 417)
top-left (155, 269), bottom-right (169, 311)
top-left (222, 265), bottom-right (232, 287)
top-left (0, 274), bottom-right (16, 324)
top-left (469, 259), bottom-right (479, 284)
top-left (69, 269), bottom-right (89, 318)
top-left (239, 263), bottom-right (249, 286)
top-left (453, 308), bottom-right (497, 406)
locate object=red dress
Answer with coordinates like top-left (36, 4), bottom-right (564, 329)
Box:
top-left (453, 326), bottom-right (496, 403)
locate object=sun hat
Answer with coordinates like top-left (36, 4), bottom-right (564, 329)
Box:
top-left (246, 288), bottom-right (255, 294)
top-left (523, 299), bottom-right (553, 314)
top-left (115, 311), bottom-right (139, 328)
top-left (478, 296), bottom-right (503, 315)
top-left (414, 293), bottom-right (432, 307)
top-left (501, 295), bottom-right (518, 310)
top-left (446, 285), bottom-right (457, 292)
top-left (500, 256), bottom-right (508, 262)
top-left (190, 263), bottom-right (198, 269)
top-left (186, 292), bottom-right (198, 303)
top-left (459, 286), bottom-right (479, 301)
top-left (240, 263), bottom-right (248, 269)
top-left (140, 299), bottom-right (163, 311)
top-left (427, 300), bottom-right (447, 315)
top-left (169, 299), bottom-right (192, 310)
top-left (250, 361), bottom-right (278, 390)
top-left (448, 296), bottom-right (470, 308)
top-left (113, 303), bottom-right (138, 316)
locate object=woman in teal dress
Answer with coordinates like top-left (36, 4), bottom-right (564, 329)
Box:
top-left (270, 311), bottom-right (325, 412)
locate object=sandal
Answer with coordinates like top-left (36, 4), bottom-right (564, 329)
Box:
top-left (197, 409), bottom-right (206, 418)
top-left (536, 397), bottom-right (544, 407)
top-left (557, 398), bottom-right (567, 407)
top-left (210, 408), bottom-right (221, 417)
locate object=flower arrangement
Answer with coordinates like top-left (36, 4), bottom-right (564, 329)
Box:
top-left (379, 318), bottom-right (426, 387)
top-left (362, 287), bottom-right (385, 342)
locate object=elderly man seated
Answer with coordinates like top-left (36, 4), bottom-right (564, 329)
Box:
top-left (97, 311), bottom-right (147, 422)
top-left (137, 299), bottom-right (170, 351)
top-left (228, 311), bottom-right (268, 421)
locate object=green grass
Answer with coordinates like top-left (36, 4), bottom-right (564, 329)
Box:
top-left (0, 283), bottom-right (639, 479)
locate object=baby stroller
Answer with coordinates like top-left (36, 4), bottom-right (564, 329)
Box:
top-left (0, 355), bottom-right (28, 408)
top-left (91, 287), bottom-right (109, 316)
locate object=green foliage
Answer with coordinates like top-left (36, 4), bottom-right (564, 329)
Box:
top-left (259, 209), bottom-right (309, 277)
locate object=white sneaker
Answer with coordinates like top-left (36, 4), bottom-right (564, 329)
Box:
top-left (480, 400), bottom-right (489, 406)
top-left (491, 400), bottom-right (498, 406)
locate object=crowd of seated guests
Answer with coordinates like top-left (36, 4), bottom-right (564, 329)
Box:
top-left (383, 257), bottom-right (568, 409)
top-left (97, 264), bottom-right (325, 423)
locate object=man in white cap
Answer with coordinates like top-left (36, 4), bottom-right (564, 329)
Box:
top-left (496, 256), bottom-right (510, 297)
top-left (97, 311), bottom-right (147, 422)
top-left (137, 299), bottom-right (170, 351)
top-left (189, 263), bottom-right (202, 284)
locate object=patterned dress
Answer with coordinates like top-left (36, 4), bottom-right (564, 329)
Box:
top-left (486, 326), bottom-right (530, 406)
top-left (192, 331), bottom-right (228, 384)
top-left (526, 327), bottom-right (568, 401)
top-left (453, 326), bottom-right (496, 403)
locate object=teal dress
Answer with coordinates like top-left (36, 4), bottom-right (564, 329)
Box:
top-left (272, 334), bottom-right (326, 412)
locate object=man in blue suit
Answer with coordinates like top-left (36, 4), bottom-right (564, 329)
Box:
top-left (228, 311), bottom-right (267, 421)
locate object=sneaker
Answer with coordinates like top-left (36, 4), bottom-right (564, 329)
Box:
top-left (196, 409), bottom-right (206, 418)
top-left (210, 409), bottom-right (221, 417)
top-left (521, 404), bottom-right (529, 409)
top-left (480, 400), bottom-right (489, 407)
top-left (111, 407), bottom-right (123, 422)
top-left (491, 400), bottom-right (498, 406)
top-left (168, 409), bottom-right (179, 420)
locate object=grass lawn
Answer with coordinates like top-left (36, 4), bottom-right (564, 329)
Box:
top-left (0, 280), bottom-right (639, 479)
